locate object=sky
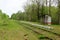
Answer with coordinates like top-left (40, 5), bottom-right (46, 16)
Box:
top-left (0, 0), bottom-right (27, 17)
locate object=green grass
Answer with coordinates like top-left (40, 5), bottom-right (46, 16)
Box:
top-left (20, 21), bottom-right (60, 34)
top-left (0, 20), bottom-right (38, 40)
top-left (19, 21), bottom-right (60, 40)
top-left (0, 19), bottom-right (60, 40)
top-left (50, 25), bottom-right (60, 34)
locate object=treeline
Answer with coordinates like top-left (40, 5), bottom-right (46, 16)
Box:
top-left (0, 10), bottom-right (9, 20)
top-left (11, 0), bottom-right (60, 25)
top-left (0, 10), bottom-right (9, 25)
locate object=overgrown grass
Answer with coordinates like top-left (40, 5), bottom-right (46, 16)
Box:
top-left (50, 25), bottom-right (60, 34)
top-left (0, 20), bottom-right (38, 40)
top-left (19, 21), bottom-right (60, 40)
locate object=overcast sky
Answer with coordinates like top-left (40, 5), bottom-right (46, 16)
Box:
top-left (0, 0), bottom-right (27, 17)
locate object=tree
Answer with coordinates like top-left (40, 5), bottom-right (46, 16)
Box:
top-left (57, 0), bottom-right (60, 24)
top-left (49, 0), bottom-right (51, 16)
top-left (11, 0), bottom-right (59, 24)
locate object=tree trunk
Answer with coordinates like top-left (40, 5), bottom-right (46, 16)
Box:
top-left (49, 0), bottom-right (51, 16)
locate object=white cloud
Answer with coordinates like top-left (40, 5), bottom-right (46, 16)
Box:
top-left (0, 0), bottom-right (27, 17)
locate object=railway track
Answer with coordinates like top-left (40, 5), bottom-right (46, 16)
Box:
top-left (25, 23), bottom-right (60, 37)
top-left (20, 22), bottom-right (60, 36)
top-left (17, 21), bottom-right (60, 40)
top-left (21, 24), bottom-right (53, 40)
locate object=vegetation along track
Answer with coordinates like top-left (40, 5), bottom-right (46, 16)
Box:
top-left (20, 22), bottom-right (60, 36)
top-left (24, 23), bottom-right (60, 37)
top-left (17, 21), bottom-right (60, 40)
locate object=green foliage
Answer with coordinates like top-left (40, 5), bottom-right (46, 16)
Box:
top-left (0, 10), bottom-right (9, 26)
top-left (11, 11), bottom-right (25, 20)
top-left (0, 10), bottom-right (9, 20)
top-left (50, 7), bottom-right (58, 24)
top-left (11, 1), bottom-right (59, 24)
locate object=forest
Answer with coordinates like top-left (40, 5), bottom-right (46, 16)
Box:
top-left (11, 0), bottom-right (60, 25)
